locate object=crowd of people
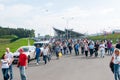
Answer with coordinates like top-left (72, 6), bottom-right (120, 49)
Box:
top-left (51, 39), bottom-right (114, 58)
top-left (1, 38), bottom-right (120, 80)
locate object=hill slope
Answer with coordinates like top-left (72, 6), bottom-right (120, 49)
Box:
top-left (0, 38), bottom-right (34, 57)
top-left (88, 34), bottom-right (120, 43)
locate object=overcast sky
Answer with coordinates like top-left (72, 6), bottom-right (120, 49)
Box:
top-left (0, 0), bottom-right (120, 36)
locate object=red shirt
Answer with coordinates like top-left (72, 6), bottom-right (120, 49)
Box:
top-left (19, 53), bottom-right (28, 66)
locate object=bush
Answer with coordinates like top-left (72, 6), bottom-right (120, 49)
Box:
top-left (0, 35), bottom-right (18, 39)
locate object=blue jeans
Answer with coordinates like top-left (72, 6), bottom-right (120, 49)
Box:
top-left (47, 54), bottom-right (51, 61)
top-left (19, 66), bottom-right (26, 80)
top-left (9, 65), bottom-right (13, 80)
top-left (114, 64), bottom-right (120, 80)
top-left (108, 48), bottom-right (112, 55)
top-left (2, 68), bottom-right (9, 80)
top-left (75, 48), bottom-right (79, 56)
top-left (43, 55), bottom-right (47, 64)
top-left (36, 54), bottom-right (40, 63)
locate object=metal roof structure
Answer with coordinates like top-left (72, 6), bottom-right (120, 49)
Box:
top-left (53, 27), bottom-right (85, 39)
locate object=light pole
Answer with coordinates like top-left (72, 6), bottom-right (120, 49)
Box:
top-left (62, 17), bottom-right (74, 40)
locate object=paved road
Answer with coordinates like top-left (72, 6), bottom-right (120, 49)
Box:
top-left (0, 54), bottom-right (114, 80)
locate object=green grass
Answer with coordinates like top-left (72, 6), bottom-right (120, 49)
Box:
top-left (88, 34), bottom-right (120, 43)
top-left (0, 39), bottom-right (11, 44)
top-left (0, 35), bottom-right (18, 44)
top-left (0, 38), bottom-right (34, 58)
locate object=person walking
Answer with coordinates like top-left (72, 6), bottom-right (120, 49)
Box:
top-left (107, 40), bottom-right (112, 55)
top-left (80, 40), bottom-right (85, 55)
top-left (0, 54), bottom-right (10, 80)
top-left (110, 49), bottom-right (120, 80)
top-left (74, 41), bottom-right (80, 56)
top-left (68, 40), bottom-right (73, 54)
top-left (55, 41), bottom-right (61, 59)
top-left (88, 42), bottom-right (94, 57)
top-left (17, 48), bottom-right (28, 80)
top-left (5, 48), bottom-right (14, 80)
top-left (99, 41), bottom-right (105, 58)
top-left (34, 45), bottom-right (41, 65)
top-left (94, 41), bottom-right (99, 57)
top-left (84, 41), bottom-right (89, 58)
top-left (43, 45), bottom-right (49, 64)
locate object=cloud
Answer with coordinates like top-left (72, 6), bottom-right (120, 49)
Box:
top-left (45, 2), bottom-right (54, 7)
top-left (0, 4), bottom-right (5, 11)
top-left (0, 3), bottom-right (119, 36)
top-left (0, 4), bottom-right (34, 19)
top-left (6, 4), bottom-right (33, 17)
top-left (61, 6), bottom-right (89, 18)
top-left (99, 8), bottom-right (115, 15)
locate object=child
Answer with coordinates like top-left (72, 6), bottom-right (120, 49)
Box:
top-left (0, 54), bottom-right (10, 80)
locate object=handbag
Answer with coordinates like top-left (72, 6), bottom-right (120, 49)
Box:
top-left (109, 62), bottom-right (114, 73)
top-left (58, 52), bottom-right (62, 57)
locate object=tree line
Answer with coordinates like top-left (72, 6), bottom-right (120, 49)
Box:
top-left (0, 26), bottom-right (35, 38)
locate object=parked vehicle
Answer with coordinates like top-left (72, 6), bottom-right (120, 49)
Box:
top-left (34, 41), bottom-right (49, 47)
top-left (34, 41), bottom-right (50, 56)
top-left (13, 46), bottom-right (36, 63)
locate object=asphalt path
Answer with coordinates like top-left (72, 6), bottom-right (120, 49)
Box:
top-left (0, 54), bottom-right (114, 80)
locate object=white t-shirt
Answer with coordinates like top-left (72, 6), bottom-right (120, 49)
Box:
top-left (112, 54), bottom-right (120, 64)
top-left (43, 48), bottom-right (49, 56)
top-left (5, 52), bottom-right (13, 61)
top-left (99, 44), bottom-right (105, 51)
top-left (1, 59), bottom-right (9, 69)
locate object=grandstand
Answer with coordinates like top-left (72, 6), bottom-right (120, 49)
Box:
top-left (53, 27), bottom-right (85, 39)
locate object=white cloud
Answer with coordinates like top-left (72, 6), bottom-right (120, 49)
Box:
top-left (99, 8), bottom-right (115, 15)
top-left (0, 3), bottom-right (119, 36)
top-left (6, 4), bottom-right (33, 17)
top-left (0, 4), bottom-right (5, 11)
top-left (45, 2), bottom-right (54, 7)
top-left (62, 6), bottom-right (89, 18)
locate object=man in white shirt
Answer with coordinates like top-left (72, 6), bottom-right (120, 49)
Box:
top-left (5, 48), bottom-right (14, 80)
top-left (43, 45), bottom-right (49, 64)
top-left (99, 41), bottom-right (105, 58)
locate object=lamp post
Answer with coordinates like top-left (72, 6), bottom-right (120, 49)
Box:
top-left (62, 17), bottom-right (74, 40)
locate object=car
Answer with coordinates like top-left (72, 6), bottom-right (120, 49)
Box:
top-left (34, 41), bottom-right (50, 56)
top-left (13, 46), bottom-right (36, 64)
top-left (34, 40), bottom-right (49, 50)
top-left (34, 41), bottom-right (49, 47)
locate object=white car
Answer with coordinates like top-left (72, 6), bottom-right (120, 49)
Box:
top-left (34, 41), bottom-right (49, 52)
top-left (13, 46), bottom-right (36, 63)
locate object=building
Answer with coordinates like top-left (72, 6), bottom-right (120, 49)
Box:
top-left (112, 29), bottom-right (120, 34)
top-left (53, 27), bottom-right (85, 39)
